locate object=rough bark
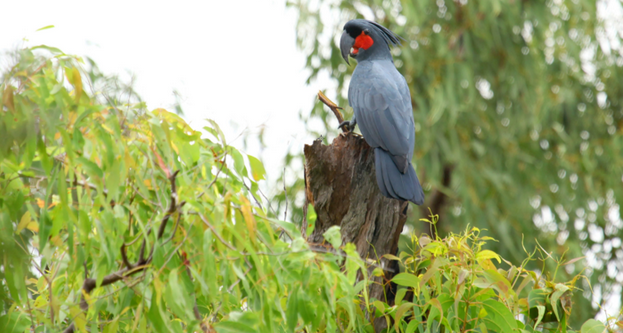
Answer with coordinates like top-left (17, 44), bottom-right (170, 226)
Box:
top-left (303, 132), bottom-right (408, 330)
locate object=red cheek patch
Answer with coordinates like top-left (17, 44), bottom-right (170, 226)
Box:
top-left (352, 31), bottom-right (374, 54)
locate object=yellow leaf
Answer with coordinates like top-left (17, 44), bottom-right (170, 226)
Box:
top-left (34, 295), bottom-right (48, 308)
top-left (67, 111), bottom-right (78, 127)
top-left (239, 195), bottom-right (256, 243)
top-left (69, 305), bottom-right (87, 332)
top-left (124, 150), bottom-right (135, 168)
top-left (36, 198), bottom-right (45, 208)
top-left (17, 211), bottom-right (32, 233)
top-left (171, 141), bottom-right (179, 154)
top-left (153, 277), bottom-right (163, 306)
top-left (223, 192), bottom-right (232, 220)
top-left (480, 259), bottom-right (497, 270)
top-left (66, 67), bottom-right (83, 102)
top-left (143, 179), bottom-right (152, 190)
top-left (27, 221), bottom-right (39, 233)
top-left (2, 85), bottom-right (15, 112)
top-left (101, 123), bottom-right (114, 134)
top-left (382, 254), bottom-right (401, 261)
top-left (476, 250), bottom-right (501, 264)
top-left (51, 236), bottom-right (63, 247)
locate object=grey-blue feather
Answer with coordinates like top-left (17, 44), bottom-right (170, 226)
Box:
top-left (375, 148), bottom-right (425, 205)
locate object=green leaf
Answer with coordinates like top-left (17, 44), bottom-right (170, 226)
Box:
top-left (38, 210), bottom-right (52, 252)
top-left (230, 147), bottom-right (247, 177)
top-left (392, 273), bottom-right (420, 289)
top-left (247, 155), bottom-right (266, 181)
top-left (305, 203), bottom-right (316, 237)
top-left (37, 136), bottom-right (53, 175)
top-left (147, 291), bottom-right (170, 333)
top-left (533, 305), bottom-right (546, 329)
top-left (580, 319), bottom-right (606, 333)
top-left (106, 159), bottom-right (121, 201)
top-left (394, 302), bottom-right (414, 331)
top-left (481, 299), bottom-right (518, 332)
top-left (76, 157), bottom-right (103, 179)
top-left (323, 225), bottom-right (342, 249)
top-left (427, 298), bottom-right (444, 329)
top-left (16, 211), bottom-right (31, 234)
top-left (286, 286), bottom-right (299, 331)
top-left (206, 119), bottom-right (227, 146)
top-left (36, 25), bottom-right (55, 31)
top-left (0, 312), bottom-right (30, 333)
top-left (31, 44), bottom-right (65, 54)
top-left (214, 321), bottom-right (257, 333)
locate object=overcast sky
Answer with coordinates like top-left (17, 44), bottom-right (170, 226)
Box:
top-left (0, 0), bottom-right (335, 193)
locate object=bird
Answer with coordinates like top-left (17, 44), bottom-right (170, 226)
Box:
top-left (338, 19), bottom-right (425, 205)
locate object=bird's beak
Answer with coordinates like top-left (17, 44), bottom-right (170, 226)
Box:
top-left (340, 31), bottom-right (355, 65)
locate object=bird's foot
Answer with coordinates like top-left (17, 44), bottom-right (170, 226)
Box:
top-left (338, 119), bottom-right (357, 132)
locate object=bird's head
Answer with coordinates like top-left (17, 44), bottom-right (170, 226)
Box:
top-left (340, 19), bottom-right (402, 65)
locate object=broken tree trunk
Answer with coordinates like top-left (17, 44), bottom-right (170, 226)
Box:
top-left (303, 92), bottom-right (409, 330)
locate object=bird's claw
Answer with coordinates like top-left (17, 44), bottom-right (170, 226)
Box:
top-left (338, 120), bottom-right (356, 132)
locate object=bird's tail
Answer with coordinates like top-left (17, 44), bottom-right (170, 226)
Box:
top-left (374, 148), bottom-right (425, 205)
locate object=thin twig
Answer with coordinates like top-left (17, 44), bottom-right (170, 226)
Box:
top-left (198, 214), bottom-right (237, 251)
top-left (18, 172), bottom-right (104, 194)
top-left (283, 167), bottom-right (288, 221)
top-left (123, 228), bottom-right (145, 246)
top-left (156, 220), bottom-right (195, 277)
top-left (257, 188), bottom-right (277, 216)
top-left (25, 294), bottom-right (36, 331)
top-left (31, 261), bottom-right (54, 324)
top-left (186, 263), bottom-right (210, 333)
top-left (162, 210), bottom-right (183, 246)
top-left (200, 152), bottom-right (228, 199)
top-left (318, 91), bottom-right (347, 132)
top-left (243, 181), bottom-right (264, 211)
top-left (228, 261), bottom-right (253, 293)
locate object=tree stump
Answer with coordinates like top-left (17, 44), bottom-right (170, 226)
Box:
top-left (303, 131), bottom-right (408, 325)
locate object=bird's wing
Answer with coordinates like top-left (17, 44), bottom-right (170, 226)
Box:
top-left (349, 62), bottom-right (414, 172)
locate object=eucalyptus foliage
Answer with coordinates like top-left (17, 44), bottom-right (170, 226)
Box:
top-left (0, 45), bottom-right (614, 333)
top-left (0, 47), bottom-right (372, 332)
top-left (287, 0), bottom-right (623, 324)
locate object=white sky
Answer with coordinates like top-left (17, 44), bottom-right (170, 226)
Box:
top-left (0, 0), bottom-right (335, 194)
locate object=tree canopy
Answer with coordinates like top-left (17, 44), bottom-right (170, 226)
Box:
top-left (0, 44), bottom-right (618, 332)
top-left (286, 0), bottom-right (623, 325)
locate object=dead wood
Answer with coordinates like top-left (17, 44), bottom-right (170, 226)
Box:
top-left (304, 92), bottom-right (409, 331)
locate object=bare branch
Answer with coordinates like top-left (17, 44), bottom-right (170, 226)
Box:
top-left (317, 91), bottom-right (347, 132)
top-left (120, 244), bottom-right (133, 270)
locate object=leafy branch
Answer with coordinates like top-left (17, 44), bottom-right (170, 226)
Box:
top-left (63, 171), bottom-right (209, 333)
